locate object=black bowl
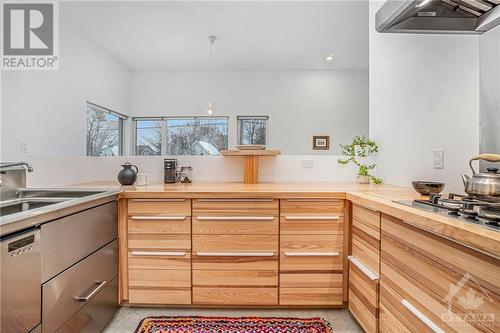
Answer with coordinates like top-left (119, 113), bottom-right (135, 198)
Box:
top-left (412, 181), bottom-right (445, 195)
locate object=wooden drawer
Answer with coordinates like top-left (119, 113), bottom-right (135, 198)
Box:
top-left (128, 198), bottom-right (191, 216)
top-left (128, 216), bottom-right (191, 234)
top-left (280, 199), bottom-right (344, 215)
top-left (279, 252), bottom-right (343, 272)
top-left (192, 253), bottom-right (278, 271)
top-left (128, 288), bottom-right (191, 305)
top-left (280, 234), bottom-right (343, 253)
top-left (379, 303), bottom-right (411, 333)
top-left (128, 251), bottom-right (190, 270)
top-left (381, 261), bottom-right (491, 333)
top-left (352, 204), bottom-right (380, 234)
top-left (193, 199), bottom-right (278, 216)
top-left (352, 228), bottom-right (380, 275)
top-left (381, 214), bottom-right (500, 294)
top-left (192, 216), bottom-right (278, 235)
top-left (348, 259), bottom-right (379, 333)
top-left (193, 287), bottom-right (278, 305)
top-left (128, 234), bottom-right (191, 250)
top-left (193, 234), bottom-right (278, 253)
top-left (279, 287), bottom-right (343, 306)
top-left (129, 269), bottom-right (191, 288)
top-left (380, 280), bottom-right (448, 333)
top-left (193, 270), bottom-right (278, 287)
top-left (280, 273), bottom-right (342, 288)
top-left (280, 216), bottom-right (344, 235)
top-left (352, 204), bottom-right (380, 275)
top-left (381, 223), bottom-right (499, 332)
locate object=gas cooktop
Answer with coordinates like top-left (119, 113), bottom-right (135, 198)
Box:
top-left (395, 193), bottom-right (500, 232)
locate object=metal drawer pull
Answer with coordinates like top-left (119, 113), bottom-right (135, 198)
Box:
top-left (131, 251), bottom-right (187, 257)
top-left (131, 198), bottom-right (186, 202)
top-left (285, 199), bottom-right (340, 202)
top-left (196, 216), bottom-right (275, 221)
top-left (131, 216), bottom-right (186, 220)
top-left (348, 255), bottom-right (378, 281)
top-left (75, 281), bottom-right (107, 302)
top-left (196, 199), bottom-right (274, 202)
top-left (401, 299), bottom-right (445, 333)
top-left (196, 251), bottom-right (274, 257)
top-left (284, 252), bottom-right (340, 257)
top-left (284, 216), bottom-right (340, 220)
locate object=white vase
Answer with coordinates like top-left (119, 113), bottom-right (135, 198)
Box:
top-left (357, 175), bottom-right (370, 184)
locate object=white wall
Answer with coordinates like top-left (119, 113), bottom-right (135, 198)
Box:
top-left (0, 17), bottom-right (132, 160)
top-left (130, 70), bottom-right (369, 155)
top-left (369, 1), bottom-right (480, 193)
top-left (479, 25), bottom-right (500, 170)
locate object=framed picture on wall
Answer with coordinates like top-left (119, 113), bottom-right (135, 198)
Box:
top-left (313, 136), bottom-right (330, 150)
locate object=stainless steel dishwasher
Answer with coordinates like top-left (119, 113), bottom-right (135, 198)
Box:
top-left (41, 202), bottom-right (119, 333)
top-left (0, 227), bottom-right (42, 333)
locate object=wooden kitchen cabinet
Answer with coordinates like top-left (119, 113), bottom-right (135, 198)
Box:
top-left (348, 204), bottom-right (381, 333)
top-left (279, 199), bottom-right (345, 306)
top-left (351, 204), bottom-right (381, 275)
top-left (125, 198), bottom-right (192, 305)
top-left (349, 259), bottom-right (379, 333)
top-left (191, 198), bottom-right (280, 305)
top-left (380, 214), bottom-right (500, 333)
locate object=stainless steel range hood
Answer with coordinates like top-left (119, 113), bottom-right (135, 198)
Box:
top-left (376, 0), bottom-right (500, 34)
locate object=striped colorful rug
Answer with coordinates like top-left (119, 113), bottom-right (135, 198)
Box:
top-left (134, 316), bottom-right (333, 333)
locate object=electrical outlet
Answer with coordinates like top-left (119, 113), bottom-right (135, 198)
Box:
top-left (301, 159), bottom-right (314, 169)
top-left (21, 141), bottom-right (29, 154)
top-left (433, 149), bottom-right (444, 169)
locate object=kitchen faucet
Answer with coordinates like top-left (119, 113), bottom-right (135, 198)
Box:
top-left (0, 161), bottom-right (33, 188)
top-left (0, 161), bottom-right (34, 173)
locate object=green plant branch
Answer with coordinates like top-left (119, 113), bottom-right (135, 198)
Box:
top-left (337, 135), bottom-right (382, 184)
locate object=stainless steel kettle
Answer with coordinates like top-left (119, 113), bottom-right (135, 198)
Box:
top-left (461, 154), bottom-right (500, 197)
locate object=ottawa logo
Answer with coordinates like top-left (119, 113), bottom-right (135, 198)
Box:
top-left (441, 272), bottom-right (495, 329)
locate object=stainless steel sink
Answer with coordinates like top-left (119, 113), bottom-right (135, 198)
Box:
top-left (0, 189), bottom-right (107, 217)
top-left (0, 200), bottom-right (62, 216)
top-left (19, 189), bottom-right (105, 199)
top-left (0, 163), bottom-right (120, 236)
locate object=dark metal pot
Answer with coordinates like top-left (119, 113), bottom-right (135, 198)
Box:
top-left (461, 154), bottom-right (500, 197)
top-left (118, 162), bottom-right (138, 185)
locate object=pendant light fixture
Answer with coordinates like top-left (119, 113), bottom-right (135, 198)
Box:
top-left (207, 35), bottom-right (216, 115)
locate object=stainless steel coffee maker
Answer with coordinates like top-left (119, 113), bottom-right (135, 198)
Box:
top-left (164, 159), bottom-right (178, 183)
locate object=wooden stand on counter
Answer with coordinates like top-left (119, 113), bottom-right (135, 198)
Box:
top-left (221, 149), bottom-right (281, 184)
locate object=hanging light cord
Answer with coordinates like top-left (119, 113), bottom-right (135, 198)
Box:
top-left (209, 35), bottom-right (216, 66)
top-left (207, 36), bottom-right (217, 115)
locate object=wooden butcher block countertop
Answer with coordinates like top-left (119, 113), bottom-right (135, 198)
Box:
top-left (74, 181), bottom-right (500, 258)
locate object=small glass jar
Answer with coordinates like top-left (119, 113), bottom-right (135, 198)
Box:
top-left (179, 166), bottom-right (193, 183)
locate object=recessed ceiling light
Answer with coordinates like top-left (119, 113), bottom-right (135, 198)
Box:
top-left (325, 54), bottom-right (334, 62)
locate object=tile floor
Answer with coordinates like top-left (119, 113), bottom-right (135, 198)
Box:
top-left (103, 307), bottom-right (363, 332)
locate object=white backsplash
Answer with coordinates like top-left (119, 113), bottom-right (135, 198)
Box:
top-left (22, 155), bottom-right (361, 187)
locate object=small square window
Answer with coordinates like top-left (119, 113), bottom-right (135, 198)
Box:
top-left (238, 116), bottom-right (268, 146)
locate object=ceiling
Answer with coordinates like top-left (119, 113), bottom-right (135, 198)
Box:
top-left (62, 1), bottom-right (368, 71)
